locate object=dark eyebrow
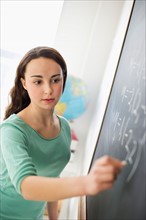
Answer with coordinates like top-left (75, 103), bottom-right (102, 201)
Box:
top-left (51, 74), bottom-right (62, 78)
top-left (31, 75), bottom-right (43, 78)
top-left (30, 74), bottom-right (61, 78)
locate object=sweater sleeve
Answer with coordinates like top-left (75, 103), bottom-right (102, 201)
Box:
top-left (1, 123), bottom-right (37, 195)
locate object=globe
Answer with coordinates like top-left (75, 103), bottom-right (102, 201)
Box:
top-left (55, 75), bottom-right (88, 120)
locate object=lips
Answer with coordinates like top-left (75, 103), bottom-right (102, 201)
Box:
top-left (42, 98), bottom-right (55, 103)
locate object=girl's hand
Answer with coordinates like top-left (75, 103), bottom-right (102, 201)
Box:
top-left (85, 156), bottom-right (126, 195)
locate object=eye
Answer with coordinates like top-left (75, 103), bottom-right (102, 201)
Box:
top-left (34, 80), bottom-right (42, 85)
top-left (51, 77), bottom-right (62, 84)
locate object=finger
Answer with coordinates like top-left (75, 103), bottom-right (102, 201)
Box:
top-left (94, 156), bottom-right (126, 169)
top-left (91, 164), bottom-right (116, 174)
top-left (99, 182), bottom-right (114, 191)
top-left (93, 182), bottom-right (114, 194)
top-left (92, 162), bottom-right (123, 177)
top-left (95, 172), bottom-right (118, 182)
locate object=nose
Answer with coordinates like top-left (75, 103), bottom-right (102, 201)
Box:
top-left (44, 83), bottom-right (53, 95)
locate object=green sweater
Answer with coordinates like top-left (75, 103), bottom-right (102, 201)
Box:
top-left (0, 114), bottom-right (71, 220)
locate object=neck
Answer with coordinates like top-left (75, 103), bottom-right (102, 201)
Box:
top-left (26, 104), bottom-right (56, 126)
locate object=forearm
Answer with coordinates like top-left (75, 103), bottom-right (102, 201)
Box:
top-left (21, 175), bottom-right (86, 202)
top-left (21, 156), bottom-right (125, 202)
top-left (47, 201), bottom-right (58, 220)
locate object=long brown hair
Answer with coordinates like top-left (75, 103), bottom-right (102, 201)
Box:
top-left (4, 46), bottom-right (67, 120)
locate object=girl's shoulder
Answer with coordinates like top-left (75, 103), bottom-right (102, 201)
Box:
top-left (1, 114), bottom-right (32, 135)
top-left (1, 113), bottom-right (27, 125)
top-left (57, 115), bottom-right (70, 129)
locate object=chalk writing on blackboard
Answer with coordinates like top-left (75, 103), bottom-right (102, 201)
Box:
top-left (126, 132), bottom-right (146, 182)
top-left (110, 52), bottom-right (146, 182)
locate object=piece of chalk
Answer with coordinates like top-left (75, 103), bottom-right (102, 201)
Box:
top-left (122, 160), bottom-right (127, 166)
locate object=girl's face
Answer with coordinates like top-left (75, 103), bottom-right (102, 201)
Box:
top-left (21, 57), bottom-right (63, 111)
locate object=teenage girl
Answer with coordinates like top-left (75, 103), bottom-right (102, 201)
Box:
top-left (0, 46), bottom-right (125, 220)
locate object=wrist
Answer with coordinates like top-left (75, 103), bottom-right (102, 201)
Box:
top-left (78, 176), bottom-right (89, 196)
top-left (82, 175), bottom-right (100, 196)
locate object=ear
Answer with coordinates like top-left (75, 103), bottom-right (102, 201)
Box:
top-left (20, 78), bottom-right (27, 90)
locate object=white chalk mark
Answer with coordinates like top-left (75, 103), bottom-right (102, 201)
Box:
top-left (124, 129), bottom-right (133, 164)
top-left (119, 116), bottom-right (126, 142)
top-left (121, 117), bottom-right (130, 146)
top-left (126, 140), bottom-right (143, 182)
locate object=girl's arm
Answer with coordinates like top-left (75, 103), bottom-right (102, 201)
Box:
top-left (46, 201), bottom-right (58, 220)
top-left (21, 156), bottom-right (126, 202)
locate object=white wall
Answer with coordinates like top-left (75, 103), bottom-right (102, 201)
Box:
top-left (54, 1), bottom-right (100, 78)
top-left (0, 1), bottom-right (64, 121)
top-left (1, 1), bottom-right (64, 54)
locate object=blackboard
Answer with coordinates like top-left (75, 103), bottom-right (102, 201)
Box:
top-left (86, 1), bottom-right (146, 220)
